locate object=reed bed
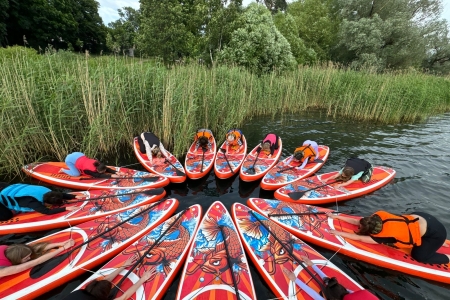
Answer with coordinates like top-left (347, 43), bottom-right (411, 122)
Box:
top-left (1, 46), bottom-right (449, 178)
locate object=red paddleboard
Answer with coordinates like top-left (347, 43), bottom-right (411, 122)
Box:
top-left (22, 162), bottom-right (170, 190)
top-left (248, 198), bottom-right (450, 284)
top-left (176, 201), bottom-right (256, 300)
top-left (214, 135), bottom-right (248, 179)
top-left (72, 204), bottom-right (202, 300)
top-left (260, 145), bottom-right (330, 190)
top-left (133, 137), bottom-right (186, 183)
top-left (240, 137), bottom-right (282, 182)
top-left (184, 134), bottom-right (217, 180)
top-left (274, 166), bottom-right (396, 204)
top-left (0, 188), bottom-right (166, 234)
top-left (232, 203), bottom-right (364, 299)
top-left (0, 199), bottom-right (179, 299)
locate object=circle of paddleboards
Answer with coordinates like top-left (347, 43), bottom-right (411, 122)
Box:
top-left (133, 137), bottom-right (187, 183)
top-left (176, 201), bottom-right (257, 300)
top-left (184, 134), bottom-right (217, 180)
top-left (0, 188), bottom-right (166, 234)
top-left (72, 204), bottom-right (202, 300)
top-left (214, 135), bottom-right (248, 179)
top-left (240, 137), bottom-right (283, 182)
top-left (232, 203), bottom-right (365, 299)
top-left (248, 198), bottom-right (450, 284)
top-left (0, 198), bottom-right (179, 299)
top-left (261, 145), bottom-right (330, 190)
top-left (275, 166), bottom-right (396, 204)
top-left (22, 162), bottom-right (170, 190)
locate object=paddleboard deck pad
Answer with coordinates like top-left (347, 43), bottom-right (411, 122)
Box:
top-left (176, 201), bottom-right (256, 300)
top-left (133, 137), bottom-right (186, 183)
top-left (0, 199), bottom-right (179, 299)
top-left (261, 145), bottom-right (330, 190)
top-left (184, 134), bottom-right (217, 180)
top-left (214, 136), bottom-right (248, 180)
top-left (232, 203), bottom-right (364, 299)
top-left (73, 204), bottom-right (202, 300)
top-left (23, 162), bottom-right (170, 190)
top-left (248, 198), bottom-right (450, 284)
top-left (275, 166), bottom-right (396, 204)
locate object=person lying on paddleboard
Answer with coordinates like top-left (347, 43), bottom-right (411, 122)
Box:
top-left (327, 211), bottom-right (450, 264)
top-left (64, 254), bottom-right (156, 300)
top-left (194, 129), bottom-right (213, 152)
top-left (137, 132), bottom-right (169, 163)
top-left (284, 140), bottom-right (319, 170)
top-left (224, 129), bottom-right (244, 153)
top-left (283, 256), bottom-right (378, 300)
top-left (327, 157), bottom-right (373, 188)
top-left (0, 183), bottom-right (79, 221)
top-left (0, 239), bottom-right (75, 278)
top-left (256, 133), bottom-right (279, 158)
top-left (60, 152), bottom-right (125, 178)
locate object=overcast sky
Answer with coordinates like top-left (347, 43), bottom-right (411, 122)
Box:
top-left (97, 0), bottom-right (450, 27)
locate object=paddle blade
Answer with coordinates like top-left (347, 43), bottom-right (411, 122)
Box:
top-left (142, 188), bottom-right (165, 196)
top-left (174, 168), bottom-right (186, 176)
top-left (141, 176), bottom-right (160, 182)
top-left (287, 191), bottom-right (306, 200)
top-left (29, 252), bottom-right (71, 279)
top-left (246, 167), bottom-right (256, 175)
top-left (314, 158), bottom-right (324, 163)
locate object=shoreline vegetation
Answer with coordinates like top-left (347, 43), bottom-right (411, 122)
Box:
top-left (1, 46), bottom-right (450, 178)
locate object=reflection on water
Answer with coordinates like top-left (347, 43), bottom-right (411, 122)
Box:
top-left (6, 111), bottom-right (450, 300)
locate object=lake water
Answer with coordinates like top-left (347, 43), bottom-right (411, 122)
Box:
top-left (4, 111), bottom-right (450, 300)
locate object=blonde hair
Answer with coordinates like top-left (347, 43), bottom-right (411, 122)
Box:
top-left (5, 242), bottom-right (49, 265)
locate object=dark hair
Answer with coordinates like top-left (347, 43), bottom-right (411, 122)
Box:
top-left (198, 136), bottom-right (209, 147)
top-left (357, 214), bottom-right (383, 235)
top-left (93, 161), bottom-right (107, 173)
top-left (336, 166), bottom-right (354, 182)
top-left (322, 277), bottom-right (349, 300)
top-left (43, 191), bottom-right (64, 205)
top-left (293, 150), bottom-right (304, 161)
top-left (85, 279), bottom-right (112, 300)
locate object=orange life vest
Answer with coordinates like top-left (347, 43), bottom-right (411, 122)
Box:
top-left (195, 129), bottom-right (213, 141)
top-left (226, 130), bottom-right (242, 147)
top-left (294, 144), bottom-right (316, 163)
top-left (370, 211), bottom-right (422, 249)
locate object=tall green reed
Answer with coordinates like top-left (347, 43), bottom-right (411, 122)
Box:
top-left (1, 47), bottom-right (449, 178)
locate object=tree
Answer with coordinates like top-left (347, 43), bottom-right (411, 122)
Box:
top-left (218, 3), bottom-right (296, 74)
top-left (273, 11), bottom-right (317, 64)
top-left (106, 7), bottom-right (140, 54)
top-left (334, 0), bottom-right (445, 71)
top-left (288, 0), bottom-right (339, 62)
top-left (138, 0), bottom-right (197, 63)
top-left (256, 0), bottom-right (287, 14)
top-left (423, 19), bottom-right (450, 74)
top-left (0, 0), bottom-right (8, 46)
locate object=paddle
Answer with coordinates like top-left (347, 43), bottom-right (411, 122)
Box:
top-left (268, 210), bottom-right (352, 217)
top-left (246, 147), bottom-right (261, 175)
top-left (248, 211), bottom-right (327, 291)
top-left (29, 199), bottom-right (166, 278)
top-left (79, 176), bottom-right (160, 182)
top-left (276, 158), bottom-right (325, 173)
top-left (65, 188), bottom-right (165, 204)
top-left (200, 146), bottom-right (207, 173)
top-left (219, 148), bottom-right (235, 174)
top-left (288, 180), bottom-right (340, 200)
top-left (164, 158), bottom-right (186, 176)
top-left (108, 209), bottom-right (187, 299)
top-left (219, 225), bottom-right (241, 300)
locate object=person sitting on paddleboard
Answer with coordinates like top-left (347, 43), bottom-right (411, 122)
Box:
top-left (60, 152), bottom-right (125, 178)
top-left (224, 129), bottom-right (243, 153)
top-left (137, 132), bottom-right (169, 163)
top-left (0, 183), bottom-right (79, 221)
top-left (284, 140), bottom-right (319, 170)
top-left (0, 239), bottom-right (75, 278)
top-left (328, 157), bottom-right (373, 188)
top-left (256, 133), bottom-right (279, 158)
top-left (194, 129), bottom-right (213, 152)
top-left (328, 211), bottom-right (450, 265)
top-left (63, 254), bottom-right (156, 300)
top-left (283, 256), bottom-right (378, 300)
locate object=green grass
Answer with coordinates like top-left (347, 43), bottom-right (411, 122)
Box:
top-left (1, 46), bottom-right (449, 178)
